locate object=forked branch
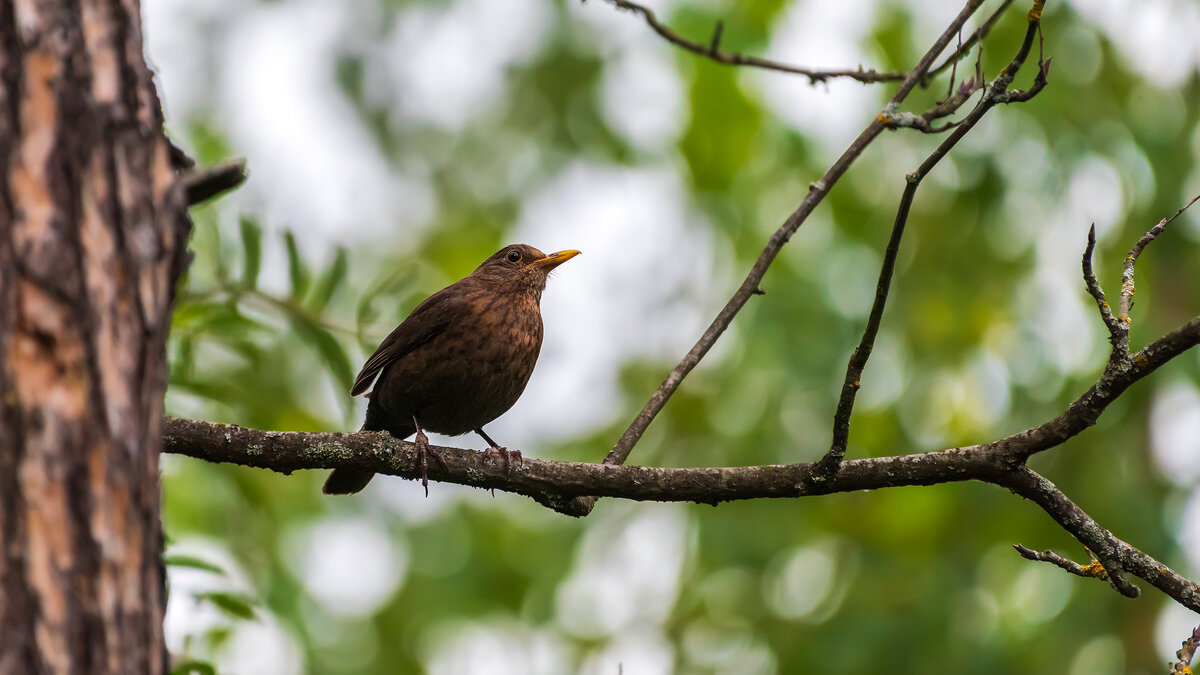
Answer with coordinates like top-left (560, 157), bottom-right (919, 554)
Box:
top-left (605, 0), bottom-right (1007, 479)
top-left (822, 5), bottom-right (1048, 475)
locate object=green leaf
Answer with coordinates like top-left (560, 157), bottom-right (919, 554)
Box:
top-left (355, 297), bottom-right (378, 338)
top-left (185, 119), bottom-right (234, 167)
top-left (196, 591), bottom-right (257, 620)
top-left (172, 301), bottom-right (226, 330)
top-left (173, 336), bottom-right (195, 382)
top-left (205, 627), bottom-right (233, 652)
top-left (356, 268), bottom-right (416, 333)
top-left (170, 660), bottom-right (217, 675)
top-left (292, 317), bottom-right (355, 396)
top-left (169, 379), bottom-right (242, 403)
top-left (164, 554), bottom-right (226, 576)
top-left (238, 217), bottom-right (262, 290)
top-left (308, 246), bottom-right (348, 312)
top-left (209, 219), bottom-right (229, 285)
top-left (284, 231), bottom-right (310, 300)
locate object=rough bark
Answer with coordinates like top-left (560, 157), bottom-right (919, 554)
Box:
top-left (0, 1), bottom-right (185, 673)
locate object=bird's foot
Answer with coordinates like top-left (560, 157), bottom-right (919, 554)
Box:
top-left (483, 446), bottom-right (523, 475)
top-left (412, 428), bottom-right (446, 497)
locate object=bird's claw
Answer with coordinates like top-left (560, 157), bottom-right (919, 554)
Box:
top-left (412, 428), bottom-right (445, 497)
top-left (484, 446), bottom-right (522, 475)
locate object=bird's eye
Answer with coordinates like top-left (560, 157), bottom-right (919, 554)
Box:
top-left (507, 250), bottom-right (522, 263)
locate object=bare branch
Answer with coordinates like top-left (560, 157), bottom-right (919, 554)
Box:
top-left (602, 0), bottom-right (1017, 91)
top-left (998, 315), bottom-right (1200, 464)
top-left (604, 0), bottom-right (995, 483)
top-left (1008, 470), bottom-right (1200, 611)
top-left (1082, 223), bottom-right (1122, 346)
top-left (925, 0), bottom-right (1016, 83)
top-left (167, 410), bottom-right (1200, 606)
top-left (601, 0), bottom-right (906, 85)
top-left (1001, 467), bottom-right (1139, 597)
top-left (162, 336), bottom-right (1200, 607)
top-left (878, 76), bottom-right (983, 134)
top-left (821, 7), bottom-right (1049, 474)
top-left (1013, 545), bottom-right (1108, 581)
top-left (180, 159), bottom-right (248, 206)
top-left (999, 54), bottom-right (1051, 103)
top-left (822, 170), bottom-right (921, 474)
top-left (162, 416), bottom-right (989, 507)
top-left (193, 307), bottom-right (1200, 504)
top-left (1170, 625), bottom-right (1200, 675)
top-left (1122, 547), bottom-right (1200, 616)
top-left (1120, 193), bottom-right (1200, 324)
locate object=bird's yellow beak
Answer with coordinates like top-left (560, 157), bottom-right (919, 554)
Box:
top-left (532, 249), bottom-right (581, 270)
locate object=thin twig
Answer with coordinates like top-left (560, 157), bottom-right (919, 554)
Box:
top-left (925, 0), bottom-right (1016, 83)
top-left (878, 76), bottom-right (983, 134)
top-left (1002, 467), bottom-right (1138, 597)
top-left (602, 0), bottom-right (1017, 90)
top-left (1009, 466), bottom-right (1200, 609)
top-left (821, 171), bottom-right (921, 475)
top-left (1170, 625), bottom-right (1200, 674)
top-left (602, 0), bottom-right (906, 85)
top-left (1082, 223), bottom-right (1123, 348)
top-left (708, 20), bottom-right (723, 54)
top-left (1013, 545), bottom-right (1108, 580)
top-left (946, 26), bottom-right (963, 100)
top-left (1120, 193), bottom-right (1200, 323)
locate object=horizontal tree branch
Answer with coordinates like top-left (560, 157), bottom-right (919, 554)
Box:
top-left (163, 270), bottom-right (1200, 604)
top-left (162, 359), bottom-right (1200, 610)
top-left (162, 183), bottom-right (1200, 600)
top-left (162, 416), bottom-right (1003, 509)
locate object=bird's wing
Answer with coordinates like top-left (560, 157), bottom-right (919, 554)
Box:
top-left (350, 286), bottom-right (469, 396)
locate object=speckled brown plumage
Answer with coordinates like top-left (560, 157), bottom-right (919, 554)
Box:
top-left (323, 244), bottom-right (580, 495)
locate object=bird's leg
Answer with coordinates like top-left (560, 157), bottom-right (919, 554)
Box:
top-left (411, 416), bottom-right (446, 497)
top-left (475, 427), bottom-right (521, 475)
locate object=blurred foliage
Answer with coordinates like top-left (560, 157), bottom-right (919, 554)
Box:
top-left (160, 0), bottom-right (1200, 673)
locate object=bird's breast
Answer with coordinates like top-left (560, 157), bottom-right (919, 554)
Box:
top-left (380, 289), bottom-right (545, 435)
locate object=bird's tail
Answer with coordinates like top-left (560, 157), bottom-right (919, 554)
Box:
top-left (322, 468), bottom-right (375, 495)
top-left (324, 397), bottom-right (415, 495)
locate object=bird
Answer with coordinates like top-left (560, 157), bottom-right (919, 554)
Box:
top-left (323, 244), bottom-right (580, 495)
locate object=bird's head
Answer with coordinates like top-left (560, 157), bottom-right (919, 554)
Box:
top-left (471, 244), bottom-right (580, 293)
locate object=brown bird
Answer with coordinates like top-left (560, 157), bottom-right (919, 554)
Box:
top-left (323, 244), bottom-right (580, 495)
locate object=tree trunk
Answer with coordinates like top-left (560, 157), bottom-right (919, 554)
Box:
top-left (0, 1), bottom-right (186, 672)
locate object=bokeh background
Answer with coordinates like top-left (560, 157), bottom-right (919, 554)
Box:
top-left (146, 0), bottom-right (1200, 672)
